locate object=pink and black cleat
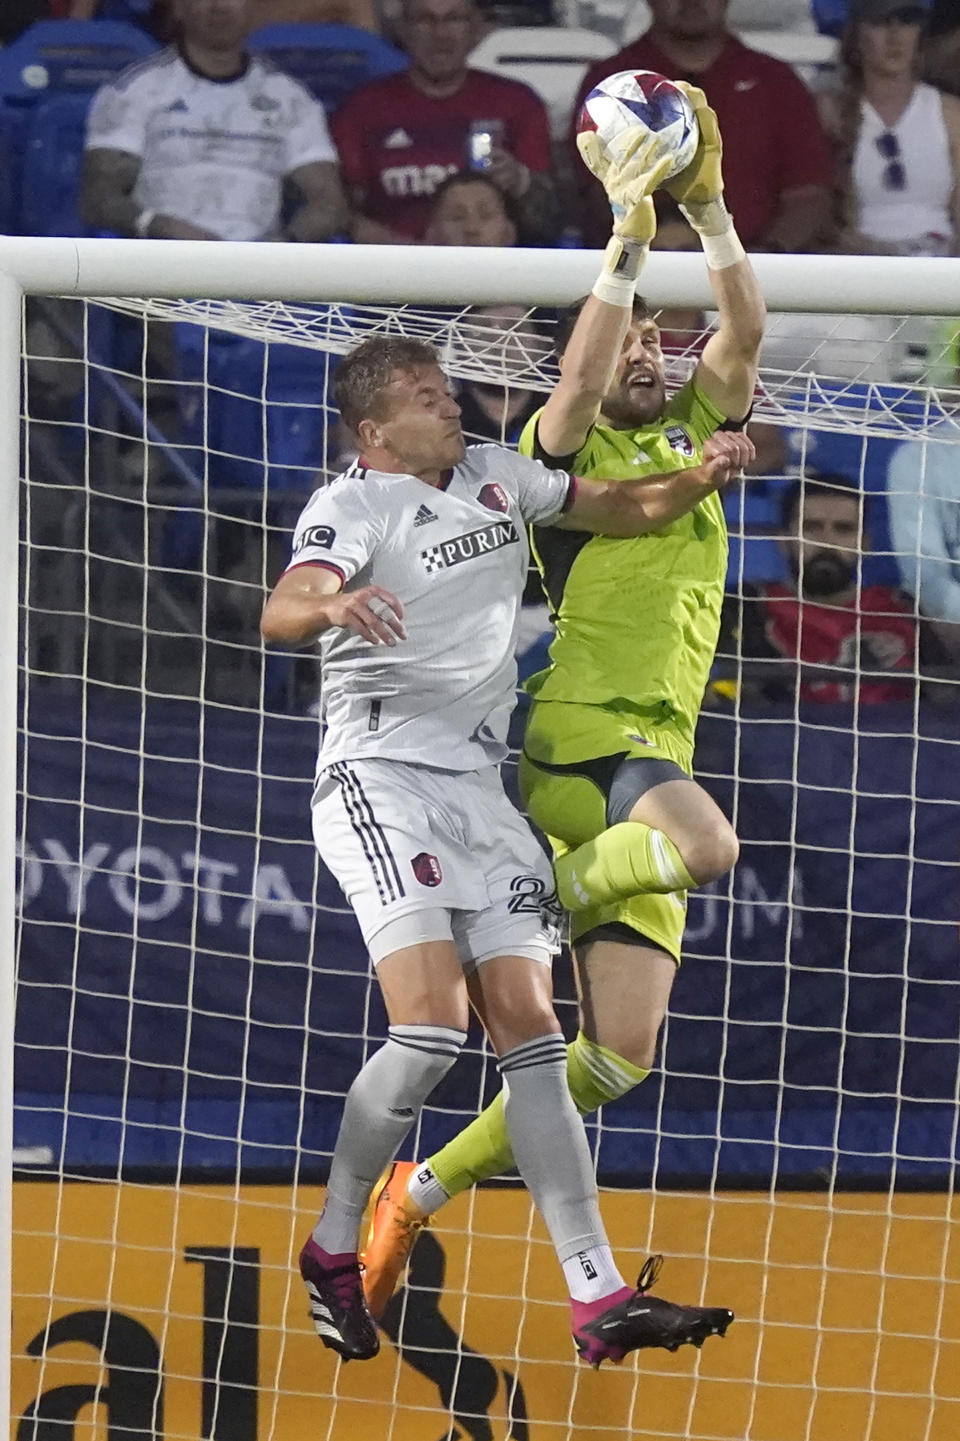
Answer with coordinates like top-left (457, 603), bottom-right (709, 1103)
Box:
top-left (299, 1235), bottom-right (380, 1362)
top-left (573, 1254), bottom-right (734, 1368)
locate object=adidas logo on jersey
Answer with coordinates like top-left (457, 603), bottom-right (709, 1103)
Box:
top-left (165, 98), bottom-right (189, 112)
top-left (413, 503), bottom-right (437, 527)
top-left (384, 128), bottom-right (413, 149)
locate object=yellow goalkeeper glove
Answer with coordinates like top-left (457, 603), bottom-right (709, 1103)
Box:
top-left (577, 128), bottom-right (674, 248)
top-left (664, 83), bottom-right (725, 213)
top-left (664, 83), bottom-right (744, 265)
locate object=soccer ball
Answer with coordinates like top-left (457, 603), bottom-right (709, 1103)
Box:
top-left (577, 70), bottom-right (699, 182)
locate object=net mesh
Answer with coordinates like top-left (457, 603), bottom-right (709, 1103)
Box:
top-left (13, 289), bottom-right (960, 1441)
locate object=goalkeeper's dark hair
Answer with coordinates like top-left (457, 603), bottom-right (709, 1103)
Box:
top-left (780, 471), bottom-right (864, 532)
top-left (554, 295), bottom-right (652, 359)
top-left (334, 336), bottom-right (441, 432)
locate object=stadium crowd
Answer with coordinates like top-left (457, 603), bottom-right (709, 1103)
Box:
top-left (3, 0), bottom-right (959, 706)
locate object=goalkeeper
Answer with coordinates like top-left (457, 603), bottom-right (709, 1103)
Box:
top-left (362, 89), bottom-right (765, 1311)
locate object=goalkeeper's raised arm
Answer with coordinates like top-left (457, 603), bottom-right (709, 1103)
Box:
top-left (536, 89), bottom-right (764, 462)
top-left (534, 128), bottom-right (673, 460)
top-left (667, 83), bottom-right (766, 424)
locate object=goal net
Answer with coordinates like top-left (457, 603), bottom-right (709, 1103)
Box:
top-left (8, 242), bottom-right (960, 1441)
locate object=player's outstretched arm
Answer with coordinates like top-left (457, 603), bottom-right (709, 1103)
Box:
top-left (665, 86), bottom-right (766, 423)
top-left (261, 566), bottom-right (405, 648)
top-left (557, 431), bottom-right (755, 538)
top-left (537, 134), bottom-right (673, 459)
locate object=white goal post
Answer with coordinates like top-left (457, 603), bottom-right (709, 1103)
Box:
top-left (3, 236), bottom-right (960, 1441)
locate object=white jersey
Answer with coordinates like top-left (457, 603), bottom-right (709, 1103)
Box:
top-left (85, 47), bottom-right (337, 241)
top-left (854, 86), bottom-right (954, 251)
top-left (287, 446), bottom-right (574, 772)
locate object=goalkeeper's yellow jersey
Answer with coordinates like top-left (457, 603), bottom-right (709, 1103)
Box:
top-left (519, 378), bottom-right (728, 738)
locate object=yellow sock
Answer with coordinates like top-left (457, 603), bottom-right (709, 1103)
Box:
top-left (555, 821), bottom-right (695, 910)
top-left (428, 1033), bottom-right (649, 1199)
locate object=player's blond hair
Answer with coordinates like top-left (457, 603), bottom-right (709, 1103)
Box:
top-left (334, 337), bottom-right (440, 432)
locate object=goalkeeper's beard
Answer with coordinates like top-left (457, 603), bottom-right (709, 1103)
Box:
top-left (601, 374), bottom-right (666, 429)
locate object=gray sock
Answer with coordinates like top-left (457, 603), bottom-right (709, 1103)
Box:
top-left (313, 1024), bottom-right (466, 1255)
top-left (499, 1033), bottom-right (610, 1267)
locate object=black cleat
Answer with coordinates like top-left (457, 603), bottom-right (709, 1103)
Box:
top-left (299, 1236), bottom-right (380, 1361)
top-left (573, 1255), bottom-right (734, 1369)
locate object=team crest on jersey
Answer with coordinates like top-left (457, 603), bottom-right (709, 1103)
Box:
top-left (421, 520), bottom-right (519, 574)
top-left (293, 524), bottom-right (336, 553)
top-left (477, 482), bottom-right (509, 514)
top-left (411, 852), bottom-right (442, 887)
top-left (665, 425), bottom-right (694, 456)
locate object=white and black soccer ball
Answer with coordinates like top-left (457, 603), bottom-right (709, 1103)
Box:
top-left (577, 70), bottom-right (699, 181)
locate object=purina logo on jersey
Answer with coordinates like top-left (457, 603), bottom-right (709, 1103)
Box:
top-left (665, 424), bottom-right (695, 456)
top-left (411, 852), bottom-right (443, 887)
top-left (477, 482), bottom-right (509, 514)
top-left (421, 520), bottom-right (519, 574)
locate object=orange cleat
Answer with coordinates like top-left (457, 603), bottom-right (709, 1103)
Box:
top-left (360, 1160), bottom-right (430, 1320)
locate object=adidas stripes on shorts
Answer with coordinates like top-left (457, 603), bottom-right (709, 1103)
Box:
top-left (311, 758), bottom-right (561, 968)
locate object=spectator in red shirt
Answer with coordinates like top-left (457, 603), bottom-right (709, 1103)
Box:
top-left (718, 473), bottom-right (945, 704)
top-left (571, 0), bottom-right (834, 251)
top-left (331, 0), bottom-right (559, 245)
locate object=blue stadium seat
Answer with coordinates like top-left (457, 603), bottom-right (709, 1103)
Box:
top-left (0, 20), bottom-right (159, 236)
top-left (174, 325), bottom-right (334, 494)
top-left (19, 93), bottom-right (93, 237)
top-left (0, 107), bottom-right (15, 235)
top-left (246, 23), bottom-right (408, 112)
top-left (811, 0), bottom-right (847, 38)
top-left (726, 532), bottom-right (789, 586)
top-left (0, 19), bottom-right (158, 103)
top-left (97, 0), bottom-right (155, 21)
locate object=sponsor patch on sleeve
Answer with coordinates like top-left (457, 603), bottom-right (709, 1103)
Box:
top-left (293, 524), bottom-right (336, 554)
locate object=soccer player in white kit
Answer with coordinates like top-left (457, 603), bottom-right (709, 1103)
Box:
top-left (261, 334), bottom-right (747, 1365)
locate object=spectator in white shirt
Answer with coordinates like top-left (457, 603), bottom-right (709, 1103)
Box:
top-left (818, 0), bottom-right (960, 256)
top-left (80, 0), bottom-right (349, 242)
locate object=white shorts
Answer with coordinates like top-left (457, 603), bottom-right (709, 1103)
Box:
top-left (312, 759), bottom-right (561, 969)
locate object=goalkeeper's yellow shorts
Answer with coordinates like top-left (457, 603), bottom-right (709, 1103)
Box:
top-left (518, 698), bottom-right (694, 962)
